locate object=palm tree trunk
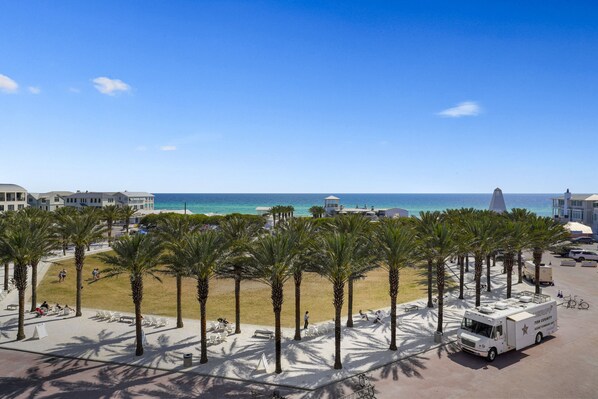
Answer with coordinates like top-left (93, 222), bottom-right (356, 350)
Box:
top-left (465, 254), bottom-right (469, 273)
top-left (107, 220), bottom-right (113, 246)
top-left (533, 249), bottom-right (542, 294)
top-left (176, 274), bottom-right (183, 328)
top-left (75, 245), bottom-right (85, 317)
top-left (3, 263), bottom-right (8, 291)
top-left (436, 260), bottom-right (445, 333)
top-left (14, 263), bottom-right (27, 341)
top-left (132, 276), bottom-right (144, 356)
top-left (234, 276), bottom-right (241, 334)
top-left (346, 277), bottom-right (354, 327)
top-left (29, 261), bottom-right (39, 312)
top-left (333, 282), bottom-right (344, 369)
top-left (486, 254), bottom-right (491, 292)
top-left (62, 241), bottom-right (67, 256)
top-left (197, 277), bottom-right (209, 364)
top-left (389, 268), bottom-right (399, 351)
top-left (458, 256), bottom-right (464, 300)
top-left (427, 259), bottom-right (434, 308)
top-left (506, 254), bottom-right (514, 298)
top-left (293, 272), bottom-right (302, 340)
top-left (475, 256), bottom-right (483, 307)
top-left (272, 281), bottom-right (283, 374)
top-left (517, 251), bottom-right (523, 284)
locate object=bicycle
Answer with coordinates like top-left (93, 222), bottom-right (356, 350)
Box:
top-left (562, 295), bottom-right (576, 309)
top-left (578, 298), bottom-right (590, 310)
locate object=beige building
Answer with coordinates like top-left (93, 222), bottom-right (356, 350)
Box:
top-left (0, 184), bottom-right (28, 213)
top-left (28, 191), bottom-right (73, 211)
top-left (64, 191), bottom-right (117, 209)
top-left (113, 191), bottom-right (154, 210)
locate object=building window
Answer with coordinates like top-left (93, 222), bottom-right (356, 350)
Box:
top-left (0, 205), bottom-right (4, 211)
top-left (572, 210), bottom-right (584, 220)
top-left (54, 197), bottom-right (59, 202)
top-left (571, 200), bottom-right (583, 207)
top-left (8, 205), bottom-right (14, 211)
top-left (0, 193), bottom-right (4, 201)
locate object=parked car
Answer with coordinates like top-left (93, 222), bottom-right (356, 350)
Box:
top-left (569, 250), bottom-right (598, 262)
top-left (570, 236), bottom-right (595, 244)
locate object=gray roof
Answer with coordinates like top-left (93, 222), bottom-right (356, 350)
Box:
top-left (115, 192), bottom-right (154, 197)
top-left (0, 183), bottom-right (27, 192)
top-left (66, 192), bottom-right (115, 199)
top-left (552, 194), bottom-right (596, 201)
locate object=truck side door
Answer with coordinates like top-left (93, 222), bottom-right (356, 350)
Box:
top-left (493, 324), bottom-right (506, 353)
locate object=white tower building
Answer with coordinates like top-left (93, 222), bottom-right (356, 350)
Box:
top-left (489, 188), bottom-right (507, 213)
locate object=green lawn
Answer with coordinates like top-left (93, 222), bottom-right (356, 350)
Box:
top-left (37, 253), bottom-right (446, 327)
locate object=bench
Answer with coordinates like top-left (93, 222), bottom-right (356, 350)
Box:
top-left (560, 260), bottom-right (577, 267)
top-left (6, 304), bottom-right (18, 311)
top-left (253, 329), bottom-right (274, 339)
top-left (403, 304), bottom-right (419, 312)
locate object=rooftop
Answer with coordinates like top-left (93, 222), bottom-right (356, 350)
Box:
top-left (0, 183), bottom-right (27, 192)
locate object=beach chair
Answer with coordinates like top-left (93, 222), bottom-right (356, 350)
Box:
top-left (208, 321), bottom-right (219, 331)
top-left (306, 325), bottom-right (318, 337)
top-left (63, 308), bottom-right (71, 316)
top-left (225, 323), bottom-right (235, 334)
top-left (208, 333), bottom-right (220, 345)
top-left (95, 310), bottom-right (103, 318)
top-left (156, 317), bottom-right (167, 327)
top-left (219, 331), bottom-right (228, 342)
top-left (149, 316), bottom-right (159, 326)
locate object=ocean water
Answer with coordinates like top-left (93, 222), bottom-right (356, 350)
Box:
top-left (153, 193), bottom-right (556, 217)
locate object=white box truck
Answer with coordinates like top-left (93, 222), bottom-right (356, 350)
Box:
top-left (523, 261), bottom-right (554, 285)
top-left (457, 291), bottom-right (558, 361)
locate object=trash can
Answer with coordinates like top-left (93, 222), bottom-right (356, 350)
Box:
top-left (434, 331), bottom-right (443, 343)
top-left (183, 353), bottom-right (192, 367)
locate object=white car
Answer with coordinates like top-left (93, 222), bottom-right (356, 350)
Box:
top-left (570, 250), bottom-right (598, 262)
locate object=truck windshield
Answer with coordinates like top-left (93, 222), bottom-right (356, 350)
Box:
top-left (461, 318), bottom-right (493, 338)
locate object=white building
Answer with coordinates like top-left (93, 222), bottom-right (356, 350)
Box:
top-left (489, 187), bottom-right (507, 213)
top-left (552, 189), bottom-right (598, 236)
top-left (322, 195), bottom-right (408, 219)
top-left (113, 191), bottom-right (154, 211)
top-left (64, 191), bottom-right (117, 209)
top-left (27, 191), bottom-right (73, 211)
top-left (0, 184), bottom-right (28, 213)
top-left (64, 191), bottom-right (154, 211)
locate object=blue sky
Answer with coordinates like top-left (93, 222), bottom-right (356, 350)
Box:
top-left (1, 1), bottom-right (597, 193)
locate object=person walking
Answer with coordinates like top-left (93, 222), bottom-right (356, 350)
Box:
top-left (304, 311), bottom-right (309, 329)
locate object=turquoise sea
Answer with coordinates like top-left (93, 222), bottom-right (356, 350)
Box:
top-left (153, 193), bottom-right (556, 217)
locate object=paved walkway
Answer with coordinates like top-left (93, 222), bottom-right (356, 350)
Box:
top-left (0, 252), bottom-right (528, 397)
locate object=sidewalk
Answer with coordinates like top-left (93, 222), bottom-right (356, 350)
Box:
top-left (0, 258), bottom-right (528, 394)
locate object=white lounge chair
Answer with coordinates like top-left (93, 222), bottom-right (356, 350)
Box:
top-left (219, 331), bottom-right (228, 342)
top-left (156, 317), bottom-right (167, 327)
top-left (208, 321), bottom-right (219, 331)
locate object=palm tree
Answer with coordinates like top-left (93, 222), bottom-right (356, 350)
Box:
top-left (277, 218), bottom-right (315, 341)
top-left (498, 216), bottom-right (529, 298)
top-left (101, 205), bottom-right (121, 245)
top-left (330, 214), bottom-right (374, 327)
top-left (462, 213), bottom-right (496, 307)
top-left (425, 221), bottom-right (455, 334)
top-left (0, 213), bottom-right (12, 291)
top-left (120, 206), bottom-right (137, 235)
top-left (60, 210), bottom-right (106, 316)
top-left (375, 219), bottom-right (417, 350)
top-left (528, 215), bottom-right (569, 294)
top-left (309, 206), bottom-right (326, 218)
top-left (0, 212), bottom-right (36, 340)
top-left (483, 211), bottom-right (500, 292)
top-left (182, 230), bottom-right (229, 364)
top-left (157, 215), bottom-right (194, 328)
top-left (21, 209), bottom-right (57, 312)
top-left (219, 216), bottom-right (262, 334)
top-left (97, 235), bottom-right (163, 356)
top-left (313, 231), bottom-right (372, 369)
top-left (54, 206), bottom-right (76, 255)
top-left (510, 208), bottom-right (534, 283)
top-left (415, 211), bottom-right (442, 308)
top-left (247, 231), bottom-right (298, 373)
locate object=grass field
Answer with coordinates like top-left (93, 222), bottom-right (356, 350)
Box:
top-left (37, 253), bottom-right (445, 327)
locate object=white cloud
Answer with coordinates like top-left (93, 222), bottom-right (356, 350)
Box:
top-left (160, 145), bottom-right (177, 151)
top-left (0, 74), bottom-right (19, 93)
top-left (69, 87), bottom-right (81, 93)
top-left (92, 77), bottom-right (131, 95)
top-left (438, 101), bottom-right (481, 118)
top-left (28, 86), bottom-right (41, 94)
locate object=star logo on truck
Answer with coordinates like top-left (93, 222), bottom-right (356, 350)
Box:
top-left (522, 324), bottom-right (529, 335)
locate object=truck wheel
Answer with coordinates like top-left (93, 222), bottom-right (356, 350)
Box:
top-left (487, 348), bottom-right (497, 362)
top-left (535, 332), bottom-right (543, 344)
